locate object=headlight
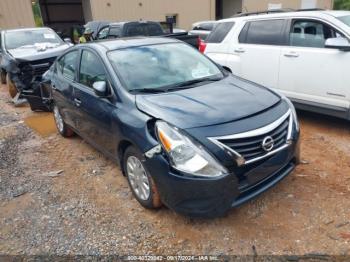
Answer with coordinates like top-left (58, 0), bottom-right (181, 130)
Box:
top-left (155, 121), bottom-right (227, 177)
top-left (282, 96), bottom-right (299, 132)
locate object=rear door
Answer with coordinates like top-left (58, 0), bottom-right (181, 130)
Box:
top-left (74, 48), bottom-right (117, 155)
top-left (231, 19), bottom-right (288, 89)
top-left (278, 18), bottom-right (350, 115)
top-left (53, 50), bottom-right (80, 129)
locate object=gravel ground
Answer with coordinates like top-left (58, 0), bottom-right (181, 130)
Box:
top-left (0, 84), bottom-right (350, 258)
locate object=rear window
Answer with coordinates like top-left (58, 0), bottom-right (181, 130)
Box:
top-left (125, 23), bottom-right (163, 37)
top-left (146, 24), bottom-right (164, 36)
top-left (239, 19), bottom-right (286, 45)
top-left (206, 22), bottom-right (235, 43)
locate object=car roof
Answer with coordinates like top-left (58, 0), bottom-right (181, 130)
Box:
top-left (83, 37), bottom-right (180, 51)
top-left (218, 10), bottom-right (350, 23)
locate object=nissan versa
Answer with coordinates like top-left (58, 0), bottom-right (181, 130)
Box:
top-left (48, 37), bottom-right (300, 217)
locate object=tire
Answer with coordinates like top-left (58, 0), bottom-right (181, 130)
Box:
top-left (123, 146), bottom-right (162, 209)
top-left (6, 74), bottom-right (18, 98)
top-left (53, 105), bottom-right (74, 137)
top-left (1, 70), bottom-right (6, 84)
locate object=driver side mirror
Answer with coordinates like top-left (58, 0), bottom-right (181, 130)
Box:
top-left (325, 37), bottom-right (350, 51)
top-left (92, 81), bottom-right (109, 97)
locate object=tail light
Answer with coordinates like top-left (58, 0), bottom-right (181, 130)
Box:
top-left (198, 37), bottom-right (207, 53)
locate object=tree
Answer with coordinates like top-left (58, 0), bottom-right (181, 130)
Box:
top-left (334, 0), bottom-right (350, 10)
top-left (31, 0), bottom-right (44, 27)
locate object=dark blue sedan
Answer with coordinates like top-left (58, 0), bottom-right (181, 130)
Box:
top-left (49, 37), bottom-right (300, 217)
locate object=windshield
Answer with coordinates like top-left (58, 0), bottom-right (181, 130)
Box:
top-left (5, 29), bottom-right (63, 50)
top-left (108, 43), bottom-right (223, 92)
top-left (337, 15), bottom-right (350, 27)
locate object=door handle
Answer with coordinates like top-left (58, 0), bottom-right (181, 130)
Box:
top-left (74, 98), bottom-right (82, 107)
top-left (284, 52), bottom-right (299, 58)
top-left (234, 48), bottom-right (246, 53)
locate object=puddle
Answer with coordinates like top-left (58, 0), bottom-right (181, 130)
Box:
top-left (24, 113), bottom-right (57, 137)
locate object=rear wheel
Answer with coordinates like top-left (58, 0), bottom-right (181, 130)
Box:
top-left (6, 74), bottom-right (18, 98)
top-left (53, 105), bottom-right (74, 137)
top-left (124, 146), bottom-right (162, 209)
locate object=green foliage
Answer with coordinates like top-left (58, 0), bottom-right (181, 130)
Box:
top-left (334, 0), bottom-right (350, 10)
top-left (31, 0), bottom-right (44, 27)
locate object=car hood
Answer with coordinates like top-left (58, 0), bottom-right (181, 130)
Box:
top-left (136, 75), bottom-right (281, 129)
top-left (7, 44), bottom-right (70, 61)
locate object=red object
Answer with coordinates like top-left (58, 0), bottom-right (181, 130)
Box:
top-left (198, 38), bottom-right (207, 53)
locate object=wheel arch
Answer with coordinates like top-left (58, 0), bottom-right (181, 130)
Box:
top-left (117, 140), bottom-right (135, 176)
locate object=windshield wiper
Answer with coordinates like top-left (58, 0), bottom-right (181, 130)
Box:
top-left (129, 88), bottom-right (166, 94)
top-left (129, 76), bottom-right (223, 94)
top-left (165, 76), bottom-right (223, 92)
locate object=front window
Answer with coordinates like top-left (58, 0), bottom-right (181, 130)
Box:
top-left (4, 29), bottom-right (63, 50)
top-left (107, 43), bottom-right (223, 92)
top-left (289, 20), bottom-right (345, 48)
top-left (79, 50), bottom-right (107, 88)
top-left (97, 27), bottom-right (109, 40)
top-left (337, 15), bottom-right (350, 27)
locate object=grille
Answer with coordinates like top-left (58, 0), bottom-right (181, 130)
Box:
top-left (30, 57), bottom-right (56, 77)
top-left (32, 63), bottom-right (51, 76)
top-left (19, 57), bottom-right (56, 86)
top-left (211, 111), bottom-right (291, 165)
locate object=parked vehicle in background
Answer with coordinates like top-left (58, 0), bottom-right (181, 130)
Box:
top-left (95, 21), bottom-right (199, 48)
top-left (84, 21), bottom-right (111, 39)
top-left (203, 10), bottom-right (350, 120)
top-left (172, 28), bottom-right (188, 34)
top-left (47, 38), bottom-right (300, 217)
top-left (0, 27), bottom-right (71, 110)
top-left (189, 20), bottom-right (216, 40)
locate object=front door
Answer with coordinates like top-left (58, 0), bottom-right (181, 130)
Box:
top-left (74, 49), bottom-right (117, 155)
top-left (278, 19), bottom-right (350, 115)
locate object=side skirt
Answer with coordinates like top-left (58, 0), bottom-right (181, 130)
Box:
top-left (290, 98), bottom-right (350, 121)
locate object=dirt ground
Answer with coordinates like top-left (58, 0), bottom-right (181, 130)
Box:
top-left (0, 83), bottom-right (349, 257)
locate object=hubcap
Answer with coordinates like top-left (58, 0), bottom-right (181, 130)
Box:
top-left (53, 106), bottom-right (64, 133)
top-left (126, 156), bottom-right (150, 201)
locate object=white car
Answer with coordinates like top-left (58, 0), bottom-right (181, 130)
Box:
top-left (203, 10), bottom-right (350, 120)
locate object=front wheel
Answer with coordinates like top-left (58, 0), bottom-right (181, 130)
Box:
top-left (53, 105), bottom-right (74, 137)
top-left (124, 146), bottom-right (162, 209)
top-left (6, 74), bottom-right (18, 98)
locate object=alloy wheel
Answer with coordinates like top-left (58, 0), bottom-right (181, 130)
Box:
top-left (53, 106), bottom-right (64, 133)
top-left (126, 156), bottom-right (151, 201)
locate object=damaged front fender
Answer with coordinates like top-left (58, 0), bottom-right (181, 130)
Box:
top-left (21, 68), bottom-right (55, 112)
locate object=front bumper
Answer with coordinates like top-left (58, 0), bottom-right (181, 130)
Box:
top-left (144, 139), bottom-right (300, 218)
